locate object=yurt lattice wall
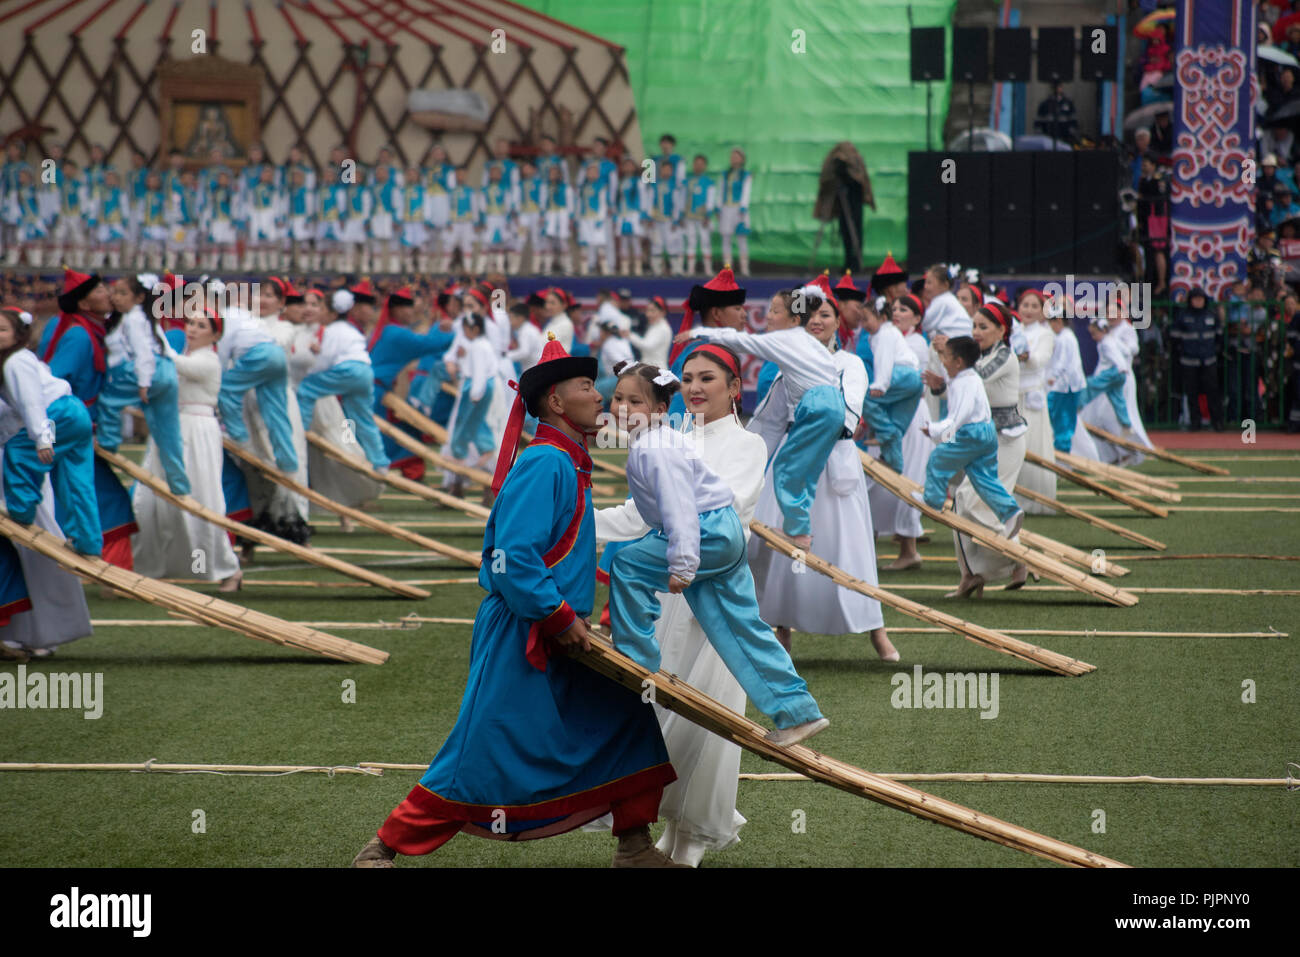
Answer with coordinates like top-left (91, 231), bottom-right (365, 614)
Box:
top-left (0, 0), bottom-right (643, 173)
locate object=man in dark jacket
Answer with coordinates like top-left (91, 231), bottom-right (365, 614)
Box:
top-left (1169, 286), bottom-right (1224, 431)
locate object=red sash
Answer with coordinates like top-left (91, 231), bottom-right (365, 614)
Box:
top-left (521, 424), bottom-right (594, 672)
top-left (42, 312), bottom-right (108, 373)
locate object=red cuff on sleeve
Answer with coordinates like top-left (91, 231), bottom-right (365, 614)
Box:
top-left (537, 600), bottom-right (576, 639)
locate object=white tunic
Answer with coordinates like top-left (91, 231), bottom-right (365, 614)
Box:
top-left (598, 335), bottom-right (635, 379)
top-left (750, 348), bottom-right (883, 634)
top-left (240, 311), bottom-right (310, 525)
top-left (1082, 321), bottom-right (1151, 464)
top-left (629, 317), bottom-right (672, 370)
top-left (595, 413), bottom-right (764, 854)
top-left (688, 325), bottom-right (837, 403)
top-left (311, 319), bottom-right (371, 374)
top-left (626, 423), bottom-right (734, 582)
top-left (868, 320), bottom-right (919, 389)
top-left (1047, 327), bottom-right (1088, 393)
top-left (507, 321), bottom-right (545, 372)
top-left (216, 309), bottom-right (275, 368)
top-left (928, 367), bottom-right (992, 442)
top-left (106, 305), bottom-right (160, 387)
top-left (1, 350), bottom-right (70, 448)
top-left (922, 291), bottom-right (973, 338)
top-left (132, 345), bottom-right (240, 581)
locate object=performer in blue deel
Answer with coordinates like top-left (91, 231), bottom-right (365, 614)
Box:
top-left (664, 265), bottom-right (749, 421)
top-left (38, 267), bottom-right (137, 567)
top-left (353, 332), bottom-right (681, 869)
top-left (368, 284), bottom-right (455, 481)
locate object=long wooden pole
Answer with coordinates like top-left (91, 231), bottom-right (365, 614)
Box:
top-left (1018, 528), bottom-right (1129, 577)
top-left (575, 626), bottom-right (1125, 867)
top-left (96, 445), bottom-right (429, 599)
top-left (0, 516), bottom-right (390, 664)
top-left (859, 452), bottom-right (1139, 607)
top-left (1023, 451), bottom-right (1169, 518)
top-left (877, 627), bottom-right (1286, 639)
top-left (1084, 422), bottom-right (1231, 475)
top-left (223, 438), bottom-right (483, 568)
top-left (304, 431), bottom-right (490, 519)
top-left (750, 523), bottom-right (1095, 676)
top-left (1013, 483), bottom-right (1167, 550)
top-left (1052, 449), bottom-right (1181, 501)
top-left (737, 772), bottom-right (1294, 786)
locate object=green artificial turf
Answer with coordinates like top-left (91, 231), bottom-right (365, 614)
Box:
top-left (1, 450), bottom-right (1297, 868)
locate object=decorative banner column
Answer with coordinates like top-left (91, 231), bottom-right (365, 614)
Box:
top-left (1169, 0), bottom-right (1256, 297)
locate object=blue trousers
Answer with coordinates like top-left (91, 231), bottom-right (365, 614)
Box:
top-left (96, 358), bottom-right (190, 495)
top-left (1084, 367), bottom-right (1131, 428)
top-left (3, 395), bottom-right (102, 555)
top-left (923, 421), bottom-right (1021, 522)
top-left (1047, 390), bottom-right (1081, 453)
top-left (450, 378), bottom-right (496, 461)
top-left (413, 362), bottom-right (456, 427)
top-left (861, 366), bottom-right (923, 473)
top-left (218, 341), bottom-right (299, 473)
top-left (608, 506), bottom-right (824, 730)
top-left (298, 360), bottom-right (391, 471)
top-left (773, 384), bottom-right (845, 537)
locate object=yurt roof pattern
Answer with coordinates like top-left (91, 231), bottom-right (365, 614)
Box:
top-left (0, 0), bottom-right (642, 171)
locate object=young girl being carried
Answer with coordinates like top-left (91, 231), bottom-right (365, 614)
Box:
top-left (605, 360), bottom-right (828, 748)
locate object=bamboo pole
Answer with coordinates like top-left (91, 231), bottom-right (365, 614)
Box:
top-left (1013, 483), bottom-right (1167, 550)
top-left (96, 445), bottom-right (428, 599)
top-left (1084, 423), bottom-right (1231, 475)
top-left (1121, 553), bottom-right (1300, 563)
top-left (90, 617), bottom-right (422, 631)
top-left (877, 583), bottom-right (1300, 597)
top-left (574, 626), bottom-right (1125, 867)
top-left (223, 437), bottom-right (482, 568)
top-left (859, 453), bottom-right (1139, 607)
top-left (737, 772), bottom-right (1295, 786)
top-left (877, 627), bottom-right (1286, 638)
top-left (0, 762), bottom-right (382, 775)
top-left (1018, 528), bottom-right (1130, 577)
top-left (0, 516), bottom-right (390, 664)
top-left (173, 576), bottom-right (481, 589)
top-left (305, 430), bottom-right (491, 519)
top-left (1023, 451), bottom-right (1169, 518)
top-left (750, 522), bottom-right (1095, 676)
top-left (1053, 450), bottom-right (1181, 498)
top-left (1050, 452), bottom-right (1185, 504)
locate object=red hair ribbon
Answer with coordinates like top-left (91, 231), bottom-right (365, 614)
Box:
top-left (686, 342), bottom-right (741, 379)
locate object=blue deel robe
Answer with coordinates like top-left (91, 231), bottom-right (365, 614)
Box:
top-left (382, 422), bottom-right (674, 843)
top-left (370, 323), bottom-right (456, 469)
top-left (38, 316), bottom-right (138, 552)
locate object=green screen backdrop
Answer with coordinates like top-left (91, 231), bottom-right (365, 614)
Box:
top-left (517, 0), bottom-right (956, 270)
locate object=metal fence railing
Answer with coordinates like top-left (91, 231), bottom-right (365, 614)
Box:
top-left (1133, 300), bottom-right (1294, 430)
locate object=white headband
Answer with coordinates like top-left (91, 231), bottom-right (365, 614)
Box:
top-left (652, 367), bottom-right (679, 387)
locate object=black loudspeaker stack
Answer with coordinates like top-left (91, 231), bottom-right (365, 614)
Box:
top-left (907, 151), bottom-right (1120, 276)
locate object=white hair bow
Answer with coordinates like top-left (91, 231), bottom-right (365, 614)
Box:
top-left (332, 289), bottom-right (356, 314)
top-left (652, 368), bottom-right (679, 387)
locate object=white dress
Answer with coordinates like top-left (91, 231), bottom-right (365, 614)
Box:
top-left (293, 321), bottom-right (384, 509)
top-left (241, 312), bottom-right (310, 527)
top-left (953, 343), bottom-right (1026, 582)
top-left (595, 414), bottom-right (767, 858)
top-left (749, 348), bottom-right (884, 634)
top-left (0, 397), bottom-right (92, 651)
top-left (867, 330), bottom-right (931, 538)
top-left (132, 346), bottom-right (240, 581)
top-left (1082, 320), bottom-right (1151, 464)
top-left (1015, 320), bottom-right (1058, 512)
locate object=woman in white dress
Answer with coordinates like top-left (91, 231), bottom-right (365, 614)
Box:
top-left (866, 294), bottom-right (931, 570)
top-left (1082, 298), bottom-right (1151, 465)
top-left (926, 303), bottom-right (1030, 596)
top-left (1013, 289), bottom-right (1057, 512)
top-left (132, 306), bottom-right (242, 590)
top-left (595, 344), bottom-right (764, 867)
top-left (749, 288), bottom-right (898, 660)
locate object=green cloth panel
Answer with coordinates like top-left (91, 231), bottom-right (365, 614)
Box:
top-left (517, 0), bottom-right (956, 268)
